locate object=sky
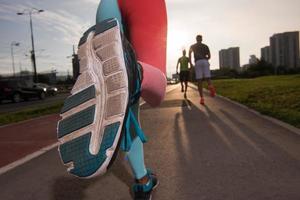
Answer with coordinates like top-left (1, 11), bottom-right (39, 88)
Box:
top-left (0, 0), bottom-right (300, 77)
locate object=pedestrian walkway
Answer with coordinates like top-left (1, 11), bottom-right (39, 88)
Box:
top-left (0, 114), bottom-right (59, 167)
top-left (0, 85), bottom-right (178, 170)
top-left (0, 86), bottom-right (299, 200)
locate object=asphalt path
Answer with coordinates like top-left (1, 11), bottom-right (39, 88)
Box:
top-left (0, 86), bottom-right (299, 200)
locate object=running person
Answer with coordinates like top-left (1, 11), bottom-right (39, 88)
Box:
top-left (176, 49), bottom-right (190, 98)
top-left (57, 1), bottom-right (167, 200)
top-left (189, 35), bottom-right (215, 105)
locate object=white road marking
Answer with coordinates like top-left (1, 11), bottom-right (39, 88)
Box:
top-left (0, 142), bottom-right (59, 175)
top-left (0, 84), bottom-right (179, 175)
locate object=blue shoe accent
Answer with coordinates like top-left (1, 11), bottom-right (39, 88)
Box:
top-left (58, 105), bottom-right (96, 138)
top-left (61, 86), bottom-right (96, 114)
top-left (120, 39), bottom-right (146, 152)
top-left (133, 180), bottom-right (154, 194)
top-left (78, 26), bottom-right (96, 46)
top-left (59, 122), bottom-right (120, 177)
top-left (133, 170), bottom-right (159, 200)
top-left (95, 18), bottom-right (118, 36)
top-left (121, 107), bottom-right (148, 152)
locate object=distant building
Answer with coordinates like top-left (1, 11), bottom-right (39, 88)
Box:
top-left (249, 55), bottom-right (259, 65)
top-left (270, 31), bottom-right (300, 69)
top-left (219, 47), bottom-right (240, 70)
top-left (261, 46), bottom-right (271, 63)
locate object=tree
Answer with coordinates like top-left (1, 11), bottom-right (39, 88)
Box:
top-left (242, 59), bottom-right (274, 77)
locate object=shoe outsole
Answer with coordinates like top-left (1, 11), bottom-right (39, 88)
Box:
top-left (59, 122), bottom-right (120, 177)
top-left (60, 85), bottom-right (96, 114)
top-left (58, 105), bottom-right (96, 138)
top-left (57, 18), bottom-right (129, 178)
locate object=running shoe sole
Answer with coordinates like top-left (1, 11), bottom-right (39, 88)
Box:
top-left (57, 18), bottom-right (129, 178)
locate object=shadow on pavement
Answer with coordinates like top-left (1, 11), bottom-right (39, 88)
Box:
top-left (171, 98), bottom-right (238, 199)
top-left (52, 152), bottom-right (133, 200)
top-left (170, 97), bottom-right (300, 199)
top-left (53, 176), bottom-right (97, 200)
top-left (142, 99), bottom-right (189, 110)
top-left (110, 153), bottom-right (134, 198)
top-left (110, 153), bottom-right (133, 188)
top-left (219, 108), bottom-right (300, 160)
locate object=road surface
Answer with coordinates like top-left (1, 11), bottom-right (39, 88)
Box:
top-left (0, 86), bottom-right (299, 200)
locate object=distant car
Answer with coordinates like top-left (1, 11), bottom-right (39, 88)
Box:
top-left (34, 83), bottom-right (58, 96)
top-left (167, 78), bottom-right (179, 85)
top-left (0, 80), bottom-right (46, 103)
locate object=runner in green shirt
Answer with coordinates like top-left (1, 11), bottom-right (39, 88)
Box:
top-left (176, 49), bottom-right (190, 98)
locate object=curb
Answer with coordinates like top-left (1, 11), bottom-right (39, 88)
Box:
top-left (190, 83), bottom-right (300, 136)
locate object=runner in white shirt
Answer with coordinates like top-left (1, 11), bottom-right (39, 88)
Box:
top-left (189, 35), bottom-right (216, 105)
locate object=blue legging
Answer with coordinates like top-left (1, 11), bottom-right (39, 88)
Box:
top-left (96, 0), bottom-right (147, 180)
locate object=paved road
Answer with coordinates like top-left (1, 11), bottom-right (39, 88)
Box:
top-left (0, 93), bottom-right (69, 114)
top-left (0, 114), bottom-right (59, 167)
top-left (0, 87), bottom-right (300, 200)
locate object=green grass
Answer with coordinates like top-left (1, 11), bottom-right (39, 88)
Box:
top-left (0, 102), bottom-right (63, 126)
top-left (211, 75), bottom-right (300, 128)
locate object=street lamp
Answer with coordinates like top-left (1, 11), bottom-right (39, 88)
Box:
top-left (17, 8), bottom-right (44, 83)
top-left (11, 41), bottom-right (20, 77)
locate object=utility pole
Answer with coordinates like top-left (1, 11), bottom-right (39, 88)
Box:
top-left (17, 8), bottom-right (44, 83)
top-left (10, 41), bottom-right (20, 77)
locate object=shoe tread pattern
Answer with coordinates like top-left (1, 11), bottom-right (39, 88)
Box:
top-left (59, 122), bottom-right (120, 177)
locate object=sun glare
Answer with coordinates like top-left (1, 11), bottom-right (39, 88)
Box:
top-left (167, 28), bottom-right (193, 76)
top-left (167, 29), bottom-right (190, 57)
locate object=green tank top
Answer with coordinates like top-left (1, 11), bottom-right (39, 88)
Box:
top-left (179, 56), bottom-right (189, 71)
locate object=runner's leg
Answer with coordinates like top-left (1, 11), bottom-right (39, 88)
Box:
top-left (126, 104), bottom-right (148, 179)
top-left (140, 61), bottom-right (166, 107)
top-left (118, 0), bottom-right (168, 106)
top-left (96, 0), bottom-right (148, 180)
top-left (203, 60), bottom-right (215, 97)
top-left (198, 79), bottom-right (203, 98)
top-left (96, 0), bottom-right (123, 30)
top-left (117, 0), bottom-right (167, 184)
top-left (180, 72), bottom-right (184, 92)
top-left (184, 72), bottom-right (188, 93)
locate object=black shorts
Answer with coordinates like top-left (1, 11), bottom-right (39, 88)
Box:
top-left (180, 71), bottom-right (189, 82)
